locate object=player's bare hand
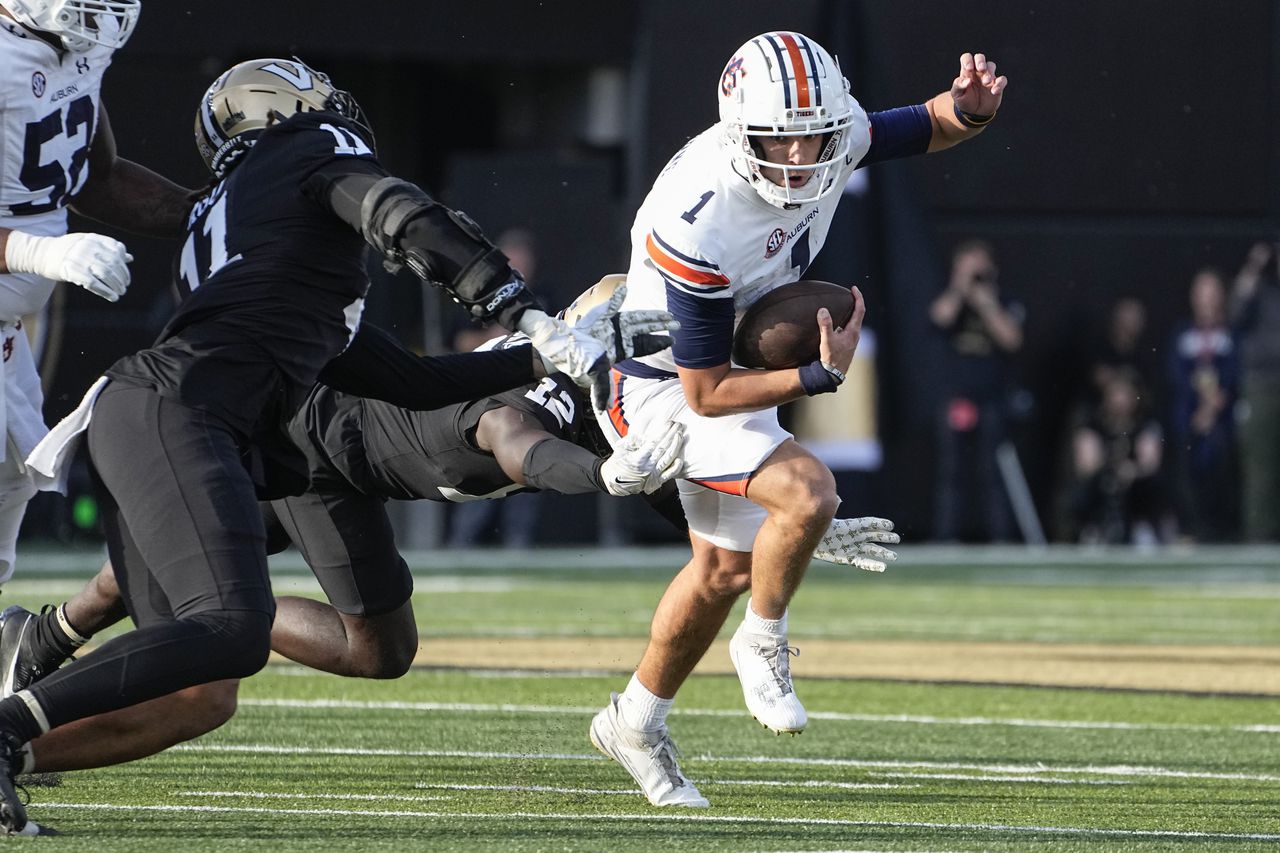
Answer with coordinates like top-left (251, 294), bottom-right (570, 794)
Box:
top-left (818, 285), bottom-right (864, 375)
top-left (951, 52), bottom-right (1007, 119)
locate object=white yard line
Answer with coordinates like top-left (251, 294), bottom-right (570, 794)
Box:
top-left (179, 791), bottom-right (449, 802)
top-left (238, 697), bottom-right (1278, 734)
top-left (30, 801), bottom-right (1280, 842)
top-left (172, 743), bottom-right (1280, 784)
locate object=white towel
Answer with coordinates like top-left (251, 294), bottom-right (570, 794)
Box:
top-left (26, 376), bottom-right (109, 494)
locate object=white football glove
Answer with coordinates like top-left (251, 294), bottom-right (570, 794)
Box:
top-left (4, 230), bottom-right (133, 302)
top-left (518, 283), bottom-right (679, 407)
top-left (813, 516), bottom-right (900, 572)
top-left (599, 421), bottom-right (686, 496)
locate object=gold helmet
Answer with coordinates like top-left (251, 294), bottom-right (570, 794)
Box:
top-left (561, 274), bottom-right (626, 324)
top-left (194, 57), bottom-right (371, 178)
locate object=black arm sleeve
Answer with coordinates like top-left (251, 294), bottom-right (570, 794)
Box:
top-left (303, 161), bottom-right (539, 328)
top-left (319, 323), bottom-right (538, 411)
top-left (521, 437), bottom-right (609, 494)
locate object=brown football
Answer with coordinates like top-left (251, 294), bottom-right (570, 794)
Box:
top-left (732, 280), bottom-right (855, 369)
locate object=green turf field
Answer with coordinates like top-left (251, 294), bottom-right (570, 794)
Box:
top-left (2, 546), bottom-right (1278, 850)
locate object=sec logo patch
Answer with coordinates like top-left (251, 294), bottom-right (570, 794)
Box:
top-left (31, 71), bottom-right (46, 98)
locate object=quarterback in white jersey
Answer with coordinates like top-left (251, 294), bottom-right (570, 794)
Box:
top-left (0, 0), bottom-right (192, 585)
top-left (591, 31), bottom-right (1007, 807)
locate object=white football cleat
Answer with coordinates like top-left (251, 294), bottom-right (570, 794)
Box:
top-left (589, 693), bottom-right (709, 808)
top-left (729, 626), bottom-right (808, 734)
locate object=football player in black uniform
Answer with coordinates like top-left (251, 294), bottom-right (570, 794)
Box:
top-left (0, 279), bottom-right (689, 777)
top-left (0, 59), bottom-right (676, 833)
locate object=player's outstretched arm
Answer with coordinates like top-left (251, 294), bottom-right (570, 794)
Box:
top-left (476, 406), bottom-right (685, 497)
top-left (69, 105), bottom-right (199, 240)
top-left (925, 52), bottom-right (1008, 152)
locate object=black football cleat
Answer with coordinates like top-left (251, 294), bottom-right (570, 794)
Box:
top-left (0, 606), bottom-right (63, 698)
top-left (0, 731), bottom-right (28, 835)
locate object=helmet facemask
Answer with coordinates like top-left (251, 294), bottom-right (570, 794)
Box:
top-left (718, 32), bottom-right (866, 208)
top-left (4, 0), bottom-right (140, 52)
top-left (194, 57), bottom-right (373, 179)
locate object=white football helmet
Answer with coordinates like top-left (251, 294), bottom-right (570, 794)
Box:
top-left (194, 57), bottom-right (371, 178)
top-left (3, 0), bottom-right (140, 52)
top-left (718, 31), bottom-right (869, 208)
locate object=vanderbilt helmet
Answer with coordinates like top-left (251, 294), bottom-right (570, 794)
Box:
top-left (561, 274), bottom-right (626, 324)
top-left (717, 31), bottom-right (869, 208)
top-left (194, 57), bottom-right (372, 179)
top-left (3, 0), bottom-right (140, 51)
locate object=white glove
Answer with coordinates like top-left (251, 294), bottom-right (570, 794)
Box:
top-left (599, 421), bottom-right (686, 496)
top-left (518, 283), bottom-right (679, 406)
top-left (813, 516), bottom-right (900, 572)
top-left (574, 282), bottom-right (679, 365)
top-left (4, 230), bottom-right (133, 302)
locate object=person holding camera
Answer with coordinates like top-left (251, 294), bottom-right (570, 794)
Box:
top-left (928, 239), bottom-right (1025, 542)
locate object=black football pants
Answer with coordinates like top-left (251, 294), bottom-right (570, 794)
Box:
top-left (26, 383), bottom-right (274, 730)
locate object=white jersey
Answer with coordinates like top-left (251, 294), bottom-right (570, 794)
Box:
top-left (0, 18), bottom-right (114, 318)
top-left (621, 123), bottom-right (869, 374)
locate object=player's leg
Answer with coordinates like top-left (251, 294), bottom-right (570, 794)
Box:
top-left (265, 491), bottom-right (418, 678)
top-left (21, 681), bottom-right (239, 774)
top-left (0, 561), bottom-right (124, 698)
top-left (634, 532), bottom-right (750, 698)
top-left (729, 439), bottom-right (838, 734)
top-left (0, 386), bottom-right (274, 832)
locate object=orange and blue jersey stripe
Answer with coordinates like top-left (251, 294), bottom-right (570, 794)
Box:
top-left (606, 368), bottom-right (629, 437)
top-left (688, 471), bottom-right (754, 497)
top-left (646, 230), bottom-right (730, 294)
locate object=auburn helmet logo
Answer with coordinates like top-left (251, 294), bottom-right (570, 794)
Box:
top-left (720, 57), bottom-right (746, 96)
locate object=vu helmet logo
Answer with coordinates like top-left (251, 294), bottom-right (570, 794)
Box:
top-left (260, 61), bottom-right (313, 91)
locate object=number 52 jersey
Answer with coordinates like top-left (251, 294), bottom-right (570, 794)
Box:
top-left (0, 20), bottom-right (114, 317)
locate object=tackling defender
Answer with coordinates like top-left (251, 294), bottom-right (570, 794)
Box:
top-left (590, 31), bottom-right (1006, 806)
top-left (0, 286), bottom-right (688, 775)
top-left (0, 57), bottom-right (676, 834)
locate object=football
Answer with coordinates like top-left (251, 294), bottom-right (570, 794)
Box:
top-left (732, 280), bottom-right (856, 370)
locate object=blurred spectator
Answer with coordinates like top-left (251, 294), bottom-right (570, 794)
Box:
top-left (446, 228), bottom-right (545, 548)
top-left (1069, 367), bottom-right (1168, 545)
top-left (1089, 296), bottom-right (1158, 404)
top-left (1229, 241), bottom-right (1280, 542)
top-left (1167, 268), bottom-right (1240, 542)
top-left (928, 240), bottom-right (1025, 542)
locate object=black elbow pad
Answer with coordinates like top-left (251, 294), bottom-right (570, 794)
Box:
top-left (360, 177), bottom-right (537, 327)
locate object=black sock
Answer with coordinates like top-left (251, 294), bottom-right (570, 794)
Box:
top-left (0, 695), bottom-right (44, 746)
top-left (30, 604), bottom-right (85, 675)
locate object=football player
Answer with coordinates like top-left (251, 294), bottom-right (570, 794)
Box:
top-left (0, 0), bottom-right (194, 603)
top-left (0, 58), bottom-right (677, 833)
top-left (589, 32), bottom-right (1006, 806)
top-left (0, 280), bottom-right (688, 777)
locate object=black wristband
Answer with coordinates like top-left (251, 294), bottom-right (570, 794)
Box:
top-left (953, 102), bottom-right (996, 128)
top-left (798, 359), bottom-right (841, 396)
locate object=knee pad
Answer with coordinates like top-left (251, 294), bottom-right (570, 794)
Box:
top-left (187, 610), bottom-right (274, 679)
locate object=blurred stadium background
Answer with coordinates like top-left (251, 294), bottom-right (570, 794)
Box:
top-left (20, 0), bottom-right (1280, 549)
